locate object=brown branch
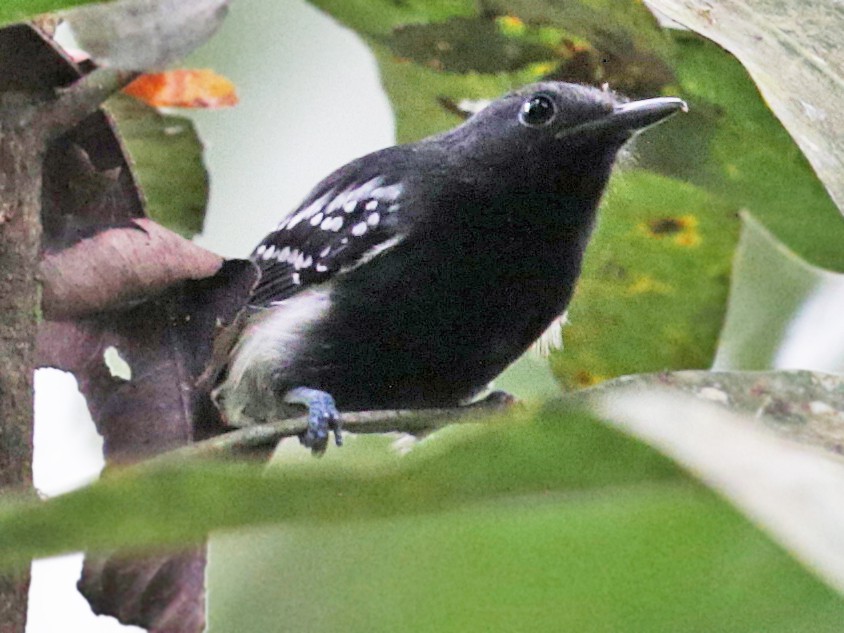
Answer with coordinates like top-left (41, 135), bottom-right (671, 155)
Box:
top-left (40, 68), bottom-right (138, 141)
top-left (150, 400), bottom-right (514, 464)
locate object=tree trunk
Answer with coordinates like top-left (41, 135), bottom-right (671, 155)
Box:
top-left (0, 103), bottom-right (44, 633)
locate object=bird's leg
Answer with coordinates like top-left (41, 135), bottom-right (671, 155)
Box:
top-left (284, 387), bottom-right (343, 454)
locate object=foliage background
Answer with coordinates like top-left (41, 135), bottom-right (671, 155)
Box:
top-left (14, 0), bottom-right (844, 631)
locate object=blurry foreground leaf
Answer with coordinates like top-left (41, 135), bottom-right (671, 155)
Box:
top-left (0, 406), bottom-right (682, 567)
top-left (713, 213), bottom-right (844, 372)
top-left (593, 371), bottom-right (844, 595)
top-left (1, 381), bottom-right (844, 632)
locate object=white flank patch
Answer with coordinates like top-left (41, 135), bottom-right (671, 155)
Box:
top-left (532, 311), bottom-right (568, 357)
top-left (221, 286), bottom-right (333, 425)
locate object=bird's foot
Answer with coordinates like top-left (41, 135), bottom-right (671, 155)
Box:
top-left (284, 387), bottom-right (343, 455)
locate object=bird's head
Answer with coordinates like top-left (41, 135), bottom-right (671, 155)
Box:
top-left (439, 81), bottom-right (686, 196)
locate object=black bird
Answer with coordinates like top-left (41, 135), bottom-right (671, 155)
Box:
top-left (212, 82), bottom-right (686, 451)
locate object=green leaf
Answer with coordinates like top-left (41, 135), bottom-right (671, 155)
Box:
top-left (0, 406), bottom-right (684, 569)
top-left (0, 0), bottom-right (108, 26)
top-left (646, 0), bottom-right (844, 218)
top-left (308, 0), bottom-right (474, 36)
top-left (554, 170), bottom-right (735, 386)
top-left (208, 367), bottom-right (844, 633)
top-left (591, 370), bottom-right (844, 596)
top-left (104, 94), bottom-right (209, 237)
top-left (208, 483), bottom-right (844, 633)
top-left (713, 213), bottom-right (844, 372)
top-left (6, 373), bottom-right (844, 630)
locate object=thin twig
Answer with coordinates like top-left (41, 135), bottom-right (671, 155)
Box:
top-left (149, 403), bottom-right (510, 465)
top-left (40, 67), bottom-right (138, 140)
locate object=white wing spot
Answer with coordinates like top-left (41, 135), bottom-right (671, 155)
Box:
top-left (365, 199), bottom-right (378, 211)
top-left (352, 222), bottom-right (368, 237)
top-left (316, 263), bottom-right (329, 272)
top-left (286, 191), bottom-right (331, 230)
top-left (255, 244), bottom-right (267, 256)
top-left (320, 246), bottom-right (331, 258)
top-left (291, 272), bottom-right (301, 285)
top-left (310, 212), bottom-right (324, 226)
top-left (278, 246), bottom-right (291, 261)
top-left (380, 183), bottom-right (404, 200)
top-left (341, 237), bottom-right (349, 245)
top-left (326, 190), bottom-right (349, 213)
top-left (262, 245), bottom-right (276, 259)
top-left (343, 199), bottom-right (357, 213)
top-left (286, 248), bottom-right (300, 265)
top-left (323, 216), bottom-right (343, 232)
top-left (388, 203), bottom-right (400, 213)
top-left (367, 212), bottom-right (380, 227)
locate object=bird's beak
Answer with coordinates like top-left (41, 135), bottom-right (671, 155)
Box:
top-left (556, 96), bottom-right (687, 140)
top-left (610, 97), bottom-right (688, 131)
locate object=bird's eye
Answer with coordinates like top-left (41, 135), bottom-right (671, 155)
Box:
top-left (519, 94), bottom-right (557, 127)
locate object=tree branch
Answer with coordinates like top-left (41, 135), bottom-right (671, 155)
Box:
top-left (40, 68), bottom-right (138, 141)
top-left (151, 401), bottom-right (513, 464)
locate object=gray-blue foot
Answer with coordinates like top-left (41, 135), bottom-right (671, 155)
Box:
top-left (284, 387), bottom-right (342, 454)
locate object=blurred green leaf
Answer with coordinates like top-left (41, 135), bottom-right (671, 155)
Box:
top-left (208, 483), bottom-right (844, 633)
top-left (308, 0), bottom-right (474, 36)
top-left (211, 370), bottom-right (844, 633)
top-left (5, 372), bottom-right (844, 629)
top-left (104, 94), bottom-right (209, 237)
top-left (592, 371), bottom-right (844, 596)
top-left (713, 213), bottom-right (844, 372)
top-left (0, 406), bottom-right (684, 570)
top-left (0, 0), bottom-right (105, 26)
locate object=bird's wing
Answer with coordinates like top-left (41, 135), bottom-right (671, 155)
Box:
top-left (249, 176), bottom-right (406, 307)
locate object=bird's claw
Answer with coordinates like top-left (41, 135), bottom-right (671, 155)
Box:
top-left (287, 388), bottom-right (342, 455)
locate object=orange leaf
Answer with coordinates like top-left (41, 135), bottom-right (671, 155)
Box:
top-left (123, 69), bottom-right (239, 109)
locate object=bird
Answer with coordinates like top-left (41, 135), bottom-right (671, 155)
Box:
top-left (211, 81), bottom-right (686, 452)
